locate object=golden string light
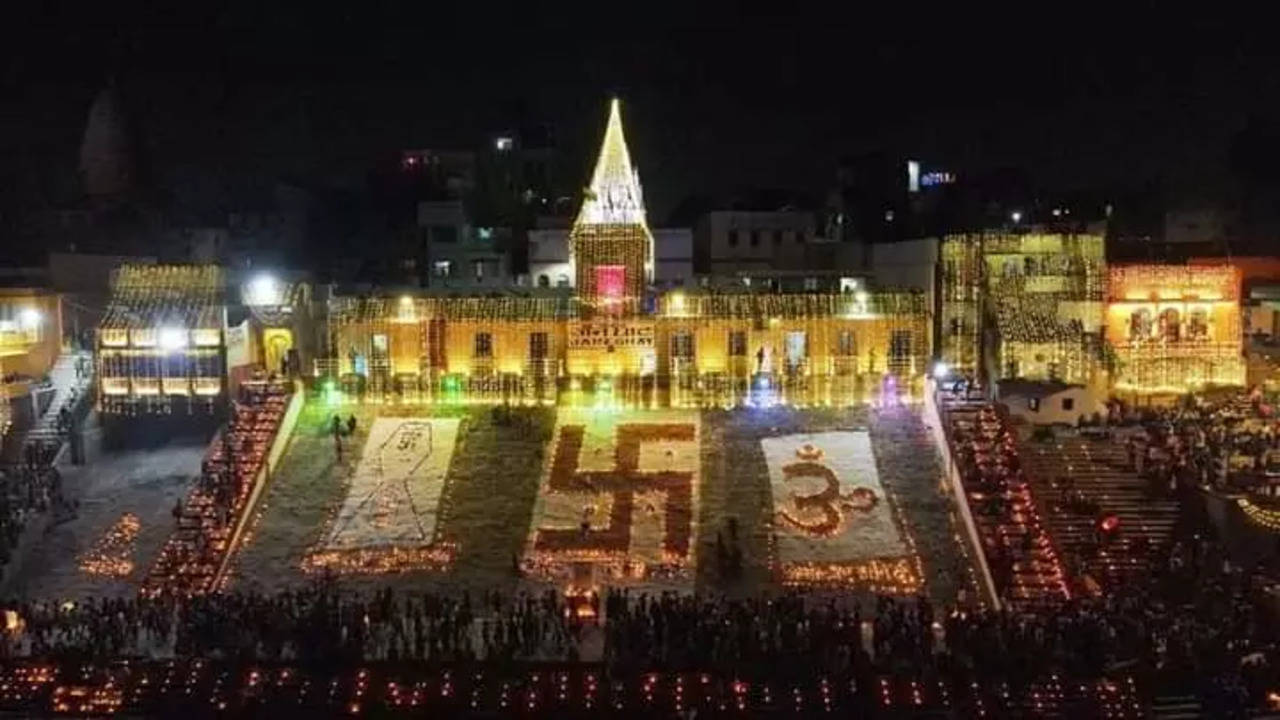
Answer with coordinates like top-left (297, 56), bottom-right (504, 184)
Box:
top-left (1107, 263), bottom-right (1246, 392)
top-left (939, 232), bottom-right (1105, 382)
top-left (1238, 497), bottom-right (1280, 532)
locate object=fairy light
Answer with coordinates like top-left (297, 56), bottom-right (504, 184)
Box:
top-left (1238, 497), bottom-right (1280, 531)
top-left (939, 232), bottom-right (1105, 380)
top-left (96, 264), bottom-right (227, 415)
top-left (1107, 263), bottom-right (1246, 392)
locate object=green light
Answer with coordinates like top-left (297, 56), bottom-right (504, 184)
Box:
top-left (323, 379), bottom-right (340, 406)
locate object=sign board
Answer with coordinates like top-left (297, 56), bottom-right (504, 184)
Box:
top-left (567, 321), bottom-right (655, 350)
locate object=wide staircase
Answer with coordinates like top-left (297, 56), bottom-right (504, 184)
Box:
top-left (1019, 431), bottom-right (1180, 589)
top-left (936, 391), bottom-right (1070, 612)
top-left (3, 349), bottom-right (94, 465)
top-left (141, 380), bottom-right (291, 596)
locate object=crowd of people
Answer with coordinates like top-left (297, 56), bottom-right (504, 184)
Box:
top-left (3, 521), bottom-right (1274, 713)
top-left (2, 585), bottom-right (580, 666)
top-left (1116, 392), bottom-right (1280, 497)
top-left (2, 380), bottom-right (1277, 714)
top-left (0, 446), bottom-right (70, 582)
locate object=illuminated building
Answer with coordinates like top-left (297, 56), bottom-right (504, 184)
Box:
top-left (0, 289), bottom-right (61, 380)
top-left (96, 265), bottom-right (227, 414)
top-left (1105, 263), bottom-right (1245, 393)
top-left (324, 100), bottom-right (931, 407)
top-left (1, 288), bottom-right (62, 436)
top-left (940, 232), bottom-right (1106, 384)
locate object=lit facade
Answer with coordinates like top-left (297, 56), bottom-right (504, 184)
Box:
top-left (324, 100), bottom-right (931, 408)
top-left (1, 288), bottom-right (62, 437)
top-left (0, 289), bottom-right (61, 380)
top-left (97, 265), bottom-right (227, 414)
top-left (1105, 263), bottom-right (1245, 393)
top-left (940, 232), bottom-right (1105, 384)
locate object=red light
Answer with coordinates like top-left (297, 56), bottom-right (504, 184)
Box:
top-left (596, 266), bottom-right (625, 299)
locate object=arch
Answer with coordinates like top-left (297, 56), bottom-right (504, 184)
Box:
top-left (1188, 308), bottom-right (1209, 339)
top-left (1160, 307), bottom-right (1181, 342)
top-left (1129, 308), bottom-right (1152, 340)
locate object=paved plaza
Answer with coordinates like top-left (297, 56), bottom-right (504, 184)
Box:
top-left (8, 402), bottom-right (975, 605)
top-left (2, 439), bottom-right (207, 600)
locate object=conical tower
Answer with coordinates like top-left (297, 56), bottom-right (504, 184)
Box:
top-left (79, 80), bottom-right (138, 203)
top-left (571, 99), bottom-right (654, 312)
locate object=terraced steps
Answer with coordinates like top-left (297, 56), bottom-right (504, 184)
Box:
top-left (1018, 432), bottom-right (1180, 589)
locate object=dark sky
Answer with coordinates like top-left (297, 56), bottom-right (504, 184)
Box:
top-left (3, 3), bottom-right (1278, 220)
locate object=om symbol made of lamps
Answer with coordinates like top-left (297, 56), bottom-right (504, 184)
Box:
top-left (775, 443), bottom-right (878, 538)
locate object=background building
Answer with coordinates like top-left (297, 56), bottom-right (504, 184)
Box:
top-left (696, 210), bottom-right (864, 291)
top-left (1105, 263), bottom-right (1245, 393)
top-left (939, 232), bottom-right (1106, 386)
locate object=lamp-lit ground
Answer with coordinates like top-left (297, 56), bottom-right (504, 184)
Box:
top-left (226, 400), bottom-right (975, 604)
top-left (5, 401), bottom-right (975, 605)
top-left (1, 440), bottom-right (208, 599)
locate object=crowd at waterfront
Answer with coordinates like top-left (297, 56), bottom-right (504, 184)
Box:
top-left (2, 532), bottom-right (1274, 713)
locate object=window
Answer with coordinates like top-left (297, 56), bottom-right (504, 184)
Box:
top-left (433, 260), bottom-right (453, 278)
top-left (1024, 256), bottom-right (1037, 275)
top-left (671, 331), bottom-right (695, 358)
top-left (1029, 397), bottom-right (1040, 412)
top-left (727, 230), bottom-right (739, 247)
top-left (837, 330), bottom-right (856, 356)
top-left (728, 331), bottom-right (747, 356)
top-left (529, 332), bottom-right (549, 359)
top-left (950, 317), bottom-right (964, 336)
top-left (784, 332), bottom-right (808, 370)
top-left (1188, 308), bottom-right (1209, 339)
top-left (474, 332), bottom-right (493, 358)
top-left (1129, 309), bottom-right (1153, 340)
top-left (537, 274), bottom-right (550, 288)
top-left (889, 330), bottom-right (912, 362)
top-left (430, 225), bottom-right (458, 243)
top-left (494, 136), bottom-right (514, 151)
top-left (557, 274), bottom-right (570, 288)
top-left (803, 277), bottom-right (819, 291)
top-left (1160, 308), bottom-right (1181, 342)
top-left (1062, 397), bottom-right (1075, 411)
top-left (473, 260), bottom-right (486, 280)
top-left (773, 230), bottom-right (783, 245)
top-left (750, 231), bottom-right (760, 247)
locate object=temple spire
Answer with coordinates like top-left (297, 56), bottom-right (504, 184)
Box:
top-left (576, 98), bottom-right (648, 227)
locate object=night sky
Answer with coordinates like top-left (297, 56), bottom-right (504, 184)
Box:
top-left (3, 4), bottom-right (1278, 221)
